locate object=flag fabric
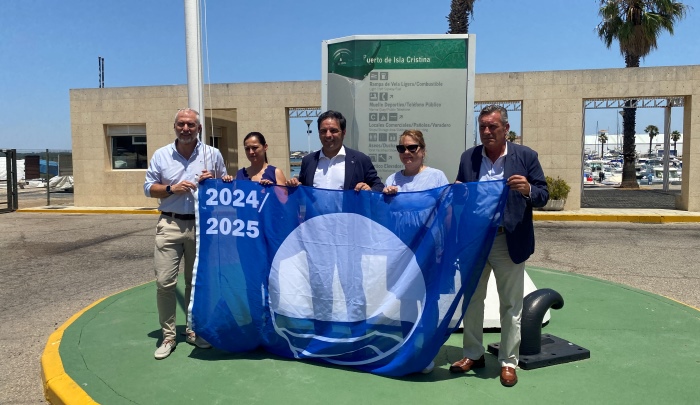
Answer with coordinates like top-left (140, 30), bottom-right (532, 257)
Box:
top-left (191, 180), bottom-right (507, 376)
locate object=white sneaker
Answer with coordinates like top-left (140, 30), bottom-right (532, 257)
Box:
top-left (154, 340), bottom-right (176, 360)
top-left (421, 361), bottom-right (435, 374)
top-left (186, 333), bottom-right (212, 349)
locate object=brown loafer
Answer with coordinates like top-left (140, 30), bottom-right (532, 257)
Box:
top-left (449, 355), bottom-right (485, 373)
top-left (500, 366), bottom-right (517, 387)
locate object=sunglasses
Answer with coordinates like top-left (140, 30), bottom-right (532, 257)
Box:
top-left (396, 144), bottom-right (421, 153)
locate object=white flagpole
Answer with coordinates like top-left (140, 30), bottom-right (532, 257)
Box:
top-left (184, 0), bottom-right (210, 171)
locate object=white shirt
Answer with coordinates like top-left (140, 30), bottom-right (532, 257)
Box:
top-left (144, 140), bottom-right (227, 214)
top-left (479, 143), bottom-right (508, 181)
top-left (385, 167), bottom-right (449, 191)
top-left (313, 146), bottom-right (346, 190)
top-left (479, 142), bottom-right (531, 197)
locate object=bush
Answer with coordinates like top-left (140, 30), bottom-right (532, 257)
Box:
top-left (546, 176), bottom-right (570, 200)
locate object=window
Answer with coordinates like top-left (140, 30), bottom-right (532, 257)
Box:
top-left (208, 126), bottom-right (222, 149)
top-left (108, 125), bottom-right (147, 169)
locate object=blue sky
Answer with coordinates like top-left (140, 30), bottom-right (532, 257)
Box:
top-left (2, 0), bottom-right (698, 151)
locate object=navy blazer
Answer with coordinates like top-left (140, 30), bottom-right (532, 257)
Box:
top-left (298, 146), bottom-right (385, 191)
top-left (456, 142), bottom-right (548, 264)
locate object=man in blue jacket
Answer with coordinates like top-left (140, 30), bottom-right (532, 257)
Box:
top-left (286, 110), bottom-right (384, 192)
top-left (450, 105), bottom-right (548, 386)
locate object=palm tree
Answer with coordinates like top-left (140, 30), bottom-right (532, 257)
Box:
top-left (644, 124), bottom-right (659, 157)
top-left (670, 130), bottom-right (681, 155)
top-left (447, 0), bottom-right (476, 33)
top-left (597, 0), bottom-right (689, 188)
top-left (507, 131), bottom-right (518, 143)
top-left (599, 132), bottom-right (608, 158)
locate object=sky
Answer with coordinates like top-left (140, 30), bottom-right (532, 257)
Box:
top-left (2, 0), bottom-right (698, 152)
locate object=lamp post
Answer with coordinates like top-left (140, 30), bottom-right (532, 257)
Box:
top-left (304, 119), bottom-right (313, 153)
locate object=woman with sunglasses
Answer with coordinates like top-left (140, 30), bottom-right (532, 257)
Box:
top-left (236, 132), bottom-right (287, 186)
top-left (383, 129), bottom-right (448, 193)
top-left (382, 129), bottom-right (449, 374)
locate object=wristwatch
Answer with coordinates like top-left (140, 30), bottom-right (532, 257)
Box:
top-left (166, 185), bottom-right (174, 195)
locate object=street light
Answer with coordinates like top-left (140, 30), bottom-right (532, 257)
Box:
top-left (304, 119), bottom-right (313, 153)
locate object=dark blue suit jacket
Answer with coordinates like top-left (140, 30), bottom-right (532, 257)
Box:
top-left (456, 142), bottom-right (548, 264)
top-left (298, 147), bottom-right (384, 191)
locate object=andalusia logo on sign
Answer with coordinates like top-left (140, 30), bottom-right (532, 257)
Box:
top-left (332, 48), bottom-right (353, 67)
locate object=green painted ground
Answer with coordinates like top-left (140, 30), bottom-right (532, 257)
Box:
top-left (60, 268), bottom-right (700, 404)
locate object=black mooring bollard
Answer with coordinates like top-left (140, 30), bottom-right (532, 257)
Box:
top-left (487, 287), bottom-right (590, 369)
top-left (520, 288), bottom-right (564, 355)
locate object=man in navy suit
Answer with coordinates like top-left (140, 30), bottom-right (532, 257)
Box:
top-left (449, 105), bottom-right (548, 387)
top-left (286, 110), bottom-right (384, 191)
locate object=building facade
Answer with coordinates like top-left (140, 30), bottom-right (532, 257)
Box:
top-left (70, 65), bottom-right (700, 211)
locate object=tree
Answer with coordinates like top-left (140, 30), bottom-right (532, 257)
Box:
top-left (644, 125), bottom-right (659, 157)
top-left (599, 132), bottom-right (608, 157)
top-left (597, 0), bottom-right (689, 188)
top-left (507, 130), bottom-right (518, 143)
top-left (447, 0), bottom-right (476, 34)
top-left (670, 130), bottom-right (681, 155)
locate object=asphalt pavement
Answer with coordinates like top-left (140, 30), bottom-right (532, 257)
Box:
top-left (581, 185), bottom-right (680, 209)
top-left (2, 185), bottom-right (700, 403)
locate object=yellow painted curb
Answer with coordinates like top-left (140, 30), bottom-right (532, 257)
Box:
top-left (41, 297), bottom-right (107, 405)
top-left (534, 213), bottom-right (700, 223)
top-left (18, 208), bottom-right (159, 215)
top-left (659, 215), bottom-right (700, 223)
top-left (16, 208), bottom-right (700, 223)
top-left (534, 213), bottom-right (620, 222)
top-left (663, 295), bottom-right (700, 312)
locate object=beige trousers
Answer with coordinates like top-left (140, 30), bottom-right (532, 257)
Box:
top-left (154, 216), bottom-right (196, 341)
top-left (462, 233), bottom-right (524, 368)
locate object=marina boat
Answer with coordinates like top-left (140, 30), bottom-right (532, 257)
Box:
top-left (600, 166), bottom-right (622, 186)
top-left (639, 165), bottom-right (682, 185)
top-left (582, 152), bottom-right (682, 186)
top-left (585, 159), bottom-right (605, 173)
top-left (584, 159), bottom-right (620, 185)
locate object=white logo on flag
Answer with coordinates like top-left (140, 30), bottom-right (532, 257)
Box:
top-left (268, 213), bottom-right (426, 364)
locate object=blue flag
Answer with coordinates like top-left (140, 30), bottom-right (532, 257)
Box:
top-left (191, 180), bottom-right (507, 376)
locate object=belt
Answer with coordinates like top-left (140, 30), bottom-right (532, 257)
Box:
top-left (497, 226), bottom-right (505, 234)
top-left (161, 211), bottom-right (196, 221)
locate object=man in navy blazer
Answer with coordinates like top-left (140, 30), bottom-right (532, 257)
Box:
top-left (449, 105), bottom-right (548, 387)
top-left (286, 110), bottom-right (384, 191)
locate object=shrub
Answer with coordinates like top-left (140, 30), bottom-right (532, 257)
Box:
top-left (546, 176), bottom-right (570, 200)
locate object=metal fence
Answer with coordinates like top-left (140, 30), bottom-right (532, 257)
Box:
top-left (0, 149), bottom-right (73, 212)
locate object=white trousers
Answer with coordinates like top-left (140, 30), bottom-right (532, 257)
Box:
top-left (462, 233), bottom-right (524, 368)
